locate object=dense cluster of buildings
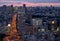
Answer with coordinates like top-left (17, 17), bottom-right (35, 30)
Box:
top-left (0, 4), bottom-right (60, 41)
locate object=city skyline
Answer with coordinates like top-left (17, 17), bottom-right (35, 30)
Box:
top-left (0, 0), bottom-right (60, 6)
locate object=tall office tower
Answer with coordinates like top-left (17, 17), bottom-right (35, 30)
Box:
top-left (23, 4), bottom-right (32, 25)
top-left (17, 4), bottom-right (33, 41)
top-left (10, 5), bottom-right (14, 13)
top-left (8, 5), bottom-right (14, 15)
top-left (16, 4), bottom-right (28, 41)
top-left (23, 4), bottom-right (33, 34)
top-left (23, 4), bottom-right (27, 13)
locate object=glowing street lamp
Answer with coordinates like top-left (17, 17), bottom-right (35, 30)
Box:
top-left (5, 24), bottom-right (11, 32)
top-left (8, 24), bottom-right (11, 27)
top-left (51, 21), bottom-right (55, 24)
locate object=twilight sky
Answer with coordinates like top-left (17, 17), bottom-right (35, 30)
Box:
top-left (0, 0), bottom-right (60, 6)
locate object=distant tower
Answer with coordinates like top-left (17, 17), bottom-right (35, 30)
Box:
top-left (23, 4), bottom-right (33, 35)
top-left (23, 4), bottom-right (32, 25)
top-left (23, 4), bottom-right (27, 13)
top-left (10, 5), bottom-right (14, 14)
top-left (17, 4), bottom-right (33, 38)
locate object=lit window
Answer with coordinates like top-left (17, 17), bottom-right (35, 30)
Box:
top-left (36, 20), bottom-right (39, 25)
top-left (38, 29), bottom-right (41, 32)
top-left (57, 27), bottom-right (59, 31)
top-left (32, 19), bottom-right (36, 25)
top-left (41, 29), bottom-right (45, 32)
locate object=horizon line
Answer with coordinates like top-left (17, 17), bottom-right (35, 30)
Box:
top-left (0, 3), bottom-right (60, 7)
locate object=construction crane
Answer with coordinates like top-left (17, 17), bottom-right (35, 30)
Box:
top-left (3, 14), bottom-right (20, 41)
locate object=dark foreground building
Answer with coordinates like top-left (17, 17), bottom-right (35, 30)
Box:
top-left (0, 33), bottom-right (6, 41)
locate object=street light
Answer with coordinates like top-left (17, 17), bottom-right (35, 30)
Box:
top-left (51, 21), bottom-right (55, 24)
top-left (5, 24), bottom-right (11, 32)
top-left (8, 24), bottom-right (11, 27)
